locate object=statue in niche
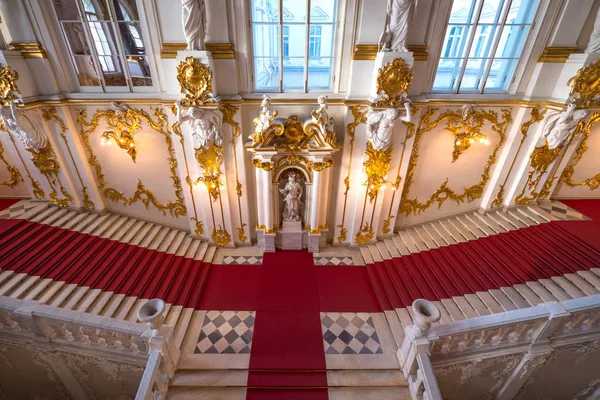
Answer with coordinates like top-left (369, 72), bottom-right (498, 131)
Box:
top-left (542, 102), bottom-right (588, 149)
top-left (251, 95), bottom-right (278, 142)
top-left (0, 102), bottom-right (48, 152)
top-left (380, 0), bottom-right (417, 52)
top-left (586, 7), bottom-right (600, 54)
top-left (311, 95), bottom-right (335, 135)
top-left (181, 0), bottom-right (207, 51)
top-left (176, 100), bottom-right (222, 149)
top-left (279, 172), bottom-right (303, 222)
top-left (366, 102), bottom-right (411, 151)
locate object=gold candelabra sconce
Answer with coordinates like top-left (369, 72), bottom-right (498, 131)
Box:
top-left (194, 174), bottom-right (222, 202)
top-left (99, 129), bottom-right (137, 162)
top-left (453, 131), bottom-right (490, 162)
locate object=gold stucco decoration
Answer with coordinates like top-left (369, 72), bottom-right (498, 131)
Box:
top-left (28, 143), bottom-right (73, 207)
top-left (567, 60), bottom-right (600, 109)
top-left (514, 143), bottom-right (562, 205)
top-left (354, 222), bottom-right (374, 245)
top-left (374, 58), bottom-right (413, 108)
top-left (363, 141), bottom-right (393, 202)
top-left (176, 56), bottom-right (216, 107)
top-left (560, 111), bottom-right (600, 190)
top-left (194, 142), bottom-right (223, 202)
top-left (0, 66), bottom-right (19, 107)
top-left (0, 140), bottom-right (23, 188)
top-left (212, 226), bottom-right (231, 247)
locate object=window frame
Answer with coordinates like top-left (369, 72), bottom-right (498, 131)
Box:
top-left (248, 0), bottom-right (339, 93)
top-left (51, 0), bottom-right (156, 93)
top-left (431, 0), bottom-right (540, 94)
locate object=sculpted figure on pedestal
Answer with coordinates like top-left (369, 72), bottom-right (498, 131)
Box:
top-left (366, 101), bottom-right (411, 151)
top-left (586, 7), bottom-right (600, 54)
top-left (311, 95), bottom-right (335, 135)
top-left (182, 0), bottom-right (207, 51)
top-left (0, 102), bottom-right (48, 152)
top-left (176, 100), bottom-right (222, 149)
top-left (380, 0), bottom-right (417, 52)
top-left (542, 102), bottom-right (588, 149)
top-left (251, 95), bottom-right (278, 143)
top-left (279, 172), bottom-right (302, 222)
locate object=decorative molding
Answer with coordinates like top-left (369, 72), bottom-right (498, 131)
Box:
top-left (0, 66), bottom-right (20, 107)
top-left (401, 107), bottom-right (512, 216)
top-left (352, 44), bottom-right (428, 61)
top-left (374, 58), bottom-right (413, 108)
top-left (0, 139), bottom-right (23, 188)
top-left (514, 143), bottom-right (562, 204)
top-left (78, 107), bottom-right (186, 217)
top-left (176, 57), bottom-right (216, 107)
top-left (354, 222), bottom-right (374, 245)
top-left (560, 111), bottom-right (600, 190)
top-left (364, 141), bottom-right (393, 202)
top-left (537, 46), bottom-right (578, 63)
top-left (568, 59), bottom-right (600, 108)
top-left (1, 122), bottom-right (44, 198)
top-left (160, 42), bottom-right (235, 59)
top-left (8, 41), bottom-right (47, 59)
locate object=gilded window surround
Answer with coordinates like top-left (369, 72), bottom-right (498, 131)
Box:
top-left (537, 46), bottom-right (579, 63)
top-left (8, 41), bottom-right (47, 59)
top-left (160, 43), bottom-right (235, 59)
top-left (352, 44), bottom-right (428, 61)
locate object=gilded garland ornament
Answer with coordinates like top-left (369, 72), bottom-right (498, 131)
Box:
top-left (382, 215), bottom-right (394, 235)
top-left (212, 225), bottom-right (231, 246)
top-left (252, 158), bottom-right (274, 171)
top-left (0, 65), bottom-right (19, 107)
top-left (194, 142), bottom-right (223, 202)
top-left (374, 58), bottom-right (413, 108)
top-left (363, 141), bottom-right (393, 202)
top-left (176, 56), bottom-right (216, 107)
top-left (400, 107), bottom-right (512, 216)
top-left (567, 60), bottom-right (600, 108)
top-left (0, 141), bottom-right (23, 188)
top-left (354, 222), bottom-right (374, 245)
top-left (78, 107), bottom-right (186, 217)
top-left (191, 216), bottom-right (204, 235)
top-left (560, 111), bottom-right (600, 190)
top-left (514, 143), bottom-right (562, 205)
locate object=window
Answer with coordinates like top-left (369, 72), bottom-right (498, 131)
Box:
top-left (432, 0), bottom-right (539, 93)
top-left (251, 0), bottom-right (337, 92)
top-left (52, 0), bottom-right (152, 91)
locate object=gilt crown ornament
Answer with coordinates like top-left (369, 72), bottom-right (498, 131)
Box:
top-left (176, 56), bottom-right (215, 106)
top-left (374, 58), bottom-right (413, 108)
top-left (0, 65), bottom-right (21, 106)
top-left (567, 59), bottom-right (600, 108)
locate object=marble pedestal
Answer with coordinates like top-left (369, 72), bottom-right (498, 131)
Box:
top-left (277, 221), bottom-right (304, 250)
top-left (370, 51), bottom-right (414, 100)
top-left (176, 50), bottom-right (218, 96)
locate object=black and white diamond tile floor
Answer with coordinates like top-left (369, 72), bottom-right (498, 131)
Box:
top-left (0, 200), bottom-right (40, 219)
top-left (539, 200), bottom-right (590, 221)
top-left (321, 312), bottom-right (383, 355)
top-left (314, 256), bottom-right (354, 266)
top-left (194, 311), bottom-right (256, 354)
top-left (221, 255), bottom-right (263, 265)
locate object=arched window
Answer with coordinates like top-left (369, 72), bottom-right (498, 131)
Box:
top-left (432, 0), bottom-right (539, 93)
top-left (250, 0), bottom-right (338, 92)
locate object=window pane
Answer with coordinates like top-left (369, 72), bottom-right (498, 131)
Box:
top-left (101, 55), bottom-right (126, 85)
top-left (283, 24), bottom-right (306, 57)
top-left (449, 0), bottom-right (480, 24)
top-left (309, 24), bottom-right (334, 58)
top-left (83, 0), bottom-right (110, 21)
top-left (253, 24), bottom-right (279, 57)
top-left (506, 0), bottom-right (539, 24)
top-left (54, 0), bottom-right (81, 20)
top-left (308, 57), bottom-right (332, 90)
top-left (283, 57), bottom-right (304, 89)
top-left (310, 0), bottom-right (336, 22)
top-left (484, 58), bottom-right (517, 90)
top-left (495, 24), bottom-right (529, 58)
top-left (127, 56), bottom-right (152, 86)
top-left (112, 0), bottom-right (140, 21)
top-left (440, 25), bottom-right (472, 58)
top-left (73, 55), bottom-right (101, 86)
top-left (469, 24), bottom-right (498, 57)
top-left (432, 59), bottom-right (464, 91)
top-left (62, 22), bottom-right (91, 55)
top-left (255, 57), bottom-right (280, 90)
top-left (462, 58), bottom-right (488, 90)
top-left (252, 0), bottom-right (280, 22)
top-left (282, 0), bottom-right (307, 22)
top-left (118, 22), bottom-right (145, 54)
top-left (479, 0), bottom-right (506, 23)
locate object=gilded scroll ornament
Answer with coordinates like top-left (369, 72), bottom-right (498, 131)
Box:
top-left (194, 142), bottom-right (223, 202)
top-left (336, 225), bottom-right (347, 243)
top-left (382, 215), bottom-right (394, 235)
top-left (78, 107), bottom-right (186, 217)
top-left (251, 95), bottom-right (282, 146)
top-left (0, 66), bottom-right (19, 107)
top-left (374, 58), bottom-right (413, 108)
top-left (308, 159), bottom-right (333, 172)
top-left (252, 158), bottom-right (274, 171)
top-left (400, 107), bottom-right (512, 216)
top-left (237, 223), bottom-right (247, 243)
top-left (449, 105), bottom-right (492, 162)
top-left (491, 106), bottom-right (546, 208)
top-left (271, 155), bottom-right (312, 183)
top-left (560, 111), bottom-right (600, 190)
top-left (0, 141), bottom-right (23, 188)
top-left (567, 60), bottom-right (600, 108)
top-left (191, 216), bottom-right (204, 235)
top-left (354, 222), bottom-right (374, 245)
top-left (212, 225), bottom-right (231, 247)
top-left (364, 141), bottom-right (393, 202)
top-left (514, 143), bottom-right (562, 205)
top-left (27, 143), bottom-right (72, 207)
top-left (176, 56), bottom-right (216, 107)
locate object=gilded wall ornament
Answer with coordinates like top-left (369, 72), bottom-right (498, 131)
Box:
top-left (27, 143), bottom-right (73, 207)
top-left (252, 158), bottom-right (274, 171)
top-left (382, 215), bottom-right (394, 235)
top-left (0, 141), bottom-right (23, 188)
top-left (363, 141), bottom-right (393, 202)
top-left (176, 56), bottom-right (215, 107)
top-left (194, 142), bottom-right (223, 202)
top-left (354, 222), bottom-right (374, 245)
top-left (78, 107), bottom-right (186, 217)
top-left (374, 58), bottom-right (413, 108)
top-left (0, 66), bottom-right (20, 107)
top-left (191, 216), bottom-right (204, 235)
top-left (400, 107), bottom-right (512, 216)
top-left (514, 143), bottom-right (562, 205)
top-left (251, 95), bottom-right (283, 146)
top-left (560, 111), bottom-right (600, 190)
top-left (212, 225), bottom-right (231, 246)
top-left (568, 59), bottom-right (600, 108)
top-left (272, 155), bottom-right (312, 183)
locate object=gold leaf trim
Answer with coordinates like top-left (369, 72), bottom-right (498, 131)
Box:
top-left (568, 60), bottom-right (600, 108)
top-left (514, 143), bottom-right (562, 205)
top-left (212, 226), bottom-right (231, 247)
top-left (364, 141), bottom-right (393, 202)
top-left (560, 111), bottom-right (600, 190)
top-left (537, 46), bottom-right (578, 63)
top-left (0, 65), bottom-right (19, 106)
top-left (354, 222), bottom-right (374, 245)
top-left (176, 57), bottom-right (216, 107)
top-left (0, 140), bottom-right (23, 188)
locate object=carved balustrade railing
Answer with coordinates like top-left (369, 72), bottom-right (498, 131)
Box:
top-left (0, 296), bottom-right (180, 400)
top-left (397, 294), bottom-right (600, 400)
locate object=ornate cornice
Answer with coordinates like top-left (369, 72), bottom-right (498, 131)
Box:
top-left (352, 44), bottom-right (428, 61)
top-left (160, 42), bottom-right (235, 59)
top-left (8, 41), bottom-right (47, 59)
top-left (537, 46), bottom-right (579, 63)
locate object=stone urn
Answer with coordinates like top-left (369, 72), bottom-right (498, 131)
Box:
top-left (137, 298), bottom-right (166, 332)
top-left (411, 299), bottom-right (441, 338)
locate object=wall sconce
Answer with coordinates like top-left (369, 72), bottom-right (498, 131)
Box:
top-left (452, 132), bottom-right (490, 162)
top-left (99, 130), bottom-right (137, 162)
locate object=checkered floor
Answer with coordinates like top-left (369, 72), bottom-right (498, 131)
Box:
top-left (194, 311), bottom-right (256, 354)
top-left (221, 255), bottom-right (263, 265)
top-left (314, 256), bottom-right (354, 266)
top-left (320, 312), bottom-right (382, 355)
top-left (539, 201), bottom-right (590, 221)
top-left (0, 200), bottom-right (40, 219)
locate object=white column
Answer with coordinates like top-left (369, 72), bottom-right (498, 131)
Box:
top-left (262, 168), bottom-right (273, 230)
top-left (309, 169), bottom-right (321, 231)
top-left (255, 167), bottom-right (264, 227)
top-left (318, 166), bottom-right (331, 228)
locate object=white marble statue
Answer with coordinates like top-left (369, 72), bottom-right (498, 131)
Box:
top-left (182, 0), bottom-right (207, 51)
top-left (542, 102), bottom-right (588, 150)
top-left (0, 102), bottom-right (48, 152)
top-left (586, 7), bottom-right (600, 54)
top-left (312, 95), bottom-right (334, 134)
top-left (176, 100), bottom-right (222, 149)
top-left (253, 95), bottom-right (278, 136)
top-left (279, 172), bottom-right (302, 222)
top-left (380, 0), bottom-right (417, 52)
top-left (366, 102), bottom-right (411, 151)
